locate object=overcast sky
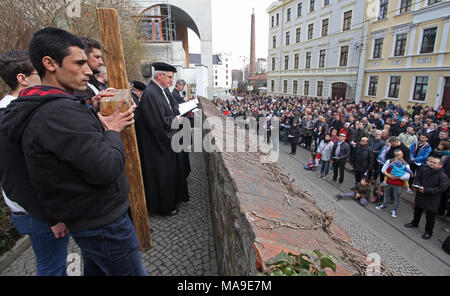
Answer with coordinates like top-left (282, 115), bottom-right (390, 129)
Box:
top-left (188, 0), bottom-right (276, 69)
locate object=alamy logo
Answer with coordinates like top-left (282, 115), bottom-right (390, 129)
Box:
top-left (66, 253), bottom-right (82, 276)
top-left (366, 253), bottom-right (381, 276)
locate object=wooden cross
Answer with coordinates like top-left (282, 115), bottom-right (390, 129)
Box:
top-left (96, 8), bottom-right (152, 250)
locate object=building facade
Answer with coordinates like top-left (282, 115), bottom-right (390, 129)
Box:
top-left (360, 0), bottom-right (450, 109)
top-left (213, 53), bottom-right (233, 89)
top-left (266, 0), bottom-right (366, 100)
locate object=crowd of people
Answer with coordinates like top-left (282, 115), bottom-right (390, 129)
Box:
top-left (215, 94), bottom-right (450, 241)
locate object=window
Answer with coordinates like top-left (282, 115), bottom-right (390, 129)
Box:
top-left (428, 0), bottom-right (442, 5)
top-left (272, 57), bottom-right (276, 71)
top-left (305, 52), bottom-right (312, 69)
top-left (271, 80), bottom-right (275, 92)
top-left (324, 0), bottom-right (330, 6)
top-left (308, 23), bottom-right (314, 40)
top-left (284, 80), bottom-right (288, 93)
top-left (340, 46), bottom-right (349, 66)
top-left (273, 36), bottom-right (277, 48)
top-left (293, 81), bottom-right (298, 94)
top-left (373, 38), bottom-right (384, 58)
top-left (319, 49), bottom-right (326, 67)
top-left (285, 55), bottom-right (289, 70)
top-left (271, 16), bottom-right (274, 27)
top-left (317, 81), bottom-right (324, 97)
top-left (368, 76), bottom-right (378, 96)
top-left (287, 8), bottom-right (291, 21)
top-left (294, 54), bottom-right (300, 69)
top-left (400, 0), bottom-right (412, 13)
top-left (276, 13), bottom-right (279, 26)
top-left (296, 27), bottom-right (301, 43)
top-left (420, 27), bottom-right (437, 54)
top-left (322, 18), bottom-right (329, 36)
top-left (304, 81), bottom-right (310, 95)
top-left (298, 2), bottom-right (302, 17)
top-left (379, 0), bottom-right (388, 20)
top-left (388, 76), bottom-right (401, 98)
top-left (413, 76), bottom-right (429, 101)
top-left (343, 11), bottom-right (352, 31)
top-left (310, 0), bottom-right (315, 12)
top-left (286, 31), bottom-right (290, 45)
top-left (394, 33), bottom-right (407, 56)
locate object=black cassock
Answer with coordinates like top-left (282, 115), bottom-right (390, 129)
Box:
top-left (135, 80), bottom-right (190, 214)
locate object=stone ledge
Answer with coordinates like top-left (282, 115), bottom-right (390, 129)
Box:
top-left (200, 97), bottom-right (370, 276)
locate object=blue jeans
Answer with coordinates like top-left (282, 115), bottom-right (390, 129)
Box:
top-left (320, 161), bottom-right (330, 176)
top-left (70, 212), bottom-right (148, 276)
top-left (382, 185), bottom-right (402, 211)
top-left (10, 213), bottom-right (69, 276)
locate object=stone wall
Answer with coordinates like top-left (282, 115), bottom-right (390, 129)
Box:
top-left (199, 98), bottom-right (380, 276)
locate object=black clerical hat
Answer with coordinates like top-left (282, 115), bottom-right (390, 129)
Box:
top-left (152, 62), bottom-right (177, 73)
top-left (132, 80), bottom-right (146, 91)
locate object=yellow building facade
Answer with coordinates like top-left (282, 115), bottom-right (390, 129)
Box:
top-left (360, 0), bottom-right (450, 109)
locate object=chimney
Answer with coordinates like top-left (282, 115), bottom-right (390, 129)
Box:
top-left (249, 9), bottom-right (256, 79)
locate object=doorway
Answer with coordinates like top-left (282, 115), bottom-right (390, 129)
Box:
top-left (331, 82), bottom-right (347, 100)
top-left (442, 78), bottom-right (450, 111)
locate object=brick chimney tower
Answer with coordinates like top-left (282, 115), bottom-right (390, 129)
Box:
top-left (249, 9), bottom-right (256, 79)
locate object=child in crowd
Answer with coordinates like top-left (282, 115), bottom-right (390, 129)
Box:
top-left (380, 158), bottom-right (414, 193)
top-left (335, 178), bottom-right (371, 206)
top-left (372, 185), bottom-right (384, 204)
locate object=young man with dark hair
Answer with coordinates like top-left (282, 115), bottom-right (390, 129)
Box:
top-left (74, 37), bottom-right (110, 106)
top-left (1, 27), bottom-right (147, 276)
top-left (0, 50), bottom-right (70, 276)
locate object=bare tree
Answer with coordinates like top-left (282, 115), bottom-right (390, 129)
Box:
top-left (0, 0), bottom-right (146, 94)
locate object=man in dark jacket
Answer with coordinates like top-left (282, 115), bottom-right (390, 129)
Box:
top-left (351, 137), bottom-right (373, 184)
top-left (1, 27), bottom-right (147, 276)
top-left (0, 50), bottom-right (70, 276)
top-left (288, 119), bottom-right (301, 155)
top-left (367, 130), bottom-right (385, 183)
top-left (172, 79), bottom-right (187, 104)
top-left (385, 136), bottom-right (411, 164)
top-left (331, 134), bottom-right (351, 184)
top-left (405, 157), bottom-right (449, 239)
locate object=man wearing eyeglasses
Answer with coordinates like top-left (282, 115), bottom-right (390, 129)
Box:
top-left (135, 62), bottom-right (190, 217)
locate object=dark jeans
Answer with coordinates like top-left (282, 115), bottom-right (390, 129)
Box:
top-left (412, 206), bottom-right (436, 234)
top-left (332, 159), bottom-right (346, 183)
top-left (439, 188), bottom-right (450, 216)
top-left (368, 159), bottom-right (381, 181)
top-left (71, 212), bottom-right (148, 276)
top-left (10, 213), bottom-right (70, 276)
top-left (320, 161), bottom-right (330, 176)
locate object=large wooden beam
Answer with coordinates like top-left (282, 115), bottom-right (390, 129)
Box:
top-left (96, 8), bottom-right (152, 250)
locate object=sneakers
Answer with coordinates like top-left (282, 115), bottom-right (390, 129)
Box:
top-left (406, 188), bottom-right (414, 194)
top-left (335, 194), bottom-right (342, 201)
top-left (444, 227), bottom-right (450, 233)
top-left (379, 182), bottom-right (388, 187)
top-left (376, 205), bottom-right (387, 210)
top-left (391, 210), bottom-right (397, 218)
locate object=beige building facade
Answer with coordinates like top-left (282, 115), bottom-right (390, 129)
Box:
top-left (360, 0), bottom-right (450, 109)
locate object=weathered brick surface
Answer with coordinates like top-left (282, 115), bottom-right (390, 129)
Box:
top-left (201, 98), bottom-right (360, 276)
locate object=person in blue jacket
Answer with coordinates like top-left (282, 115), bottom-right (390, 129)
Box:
top-left (410, 133), bottom-right (432, 175)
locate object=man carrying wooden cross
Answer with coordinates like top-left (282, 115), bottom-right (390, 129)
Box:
top-left (1, 27), bottom-right (147, 276)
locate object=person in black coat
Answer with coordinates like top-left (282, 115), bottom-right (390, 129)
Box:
top-left (289, 120), bottom-right (301, 155)
top-left (135, 62), bottom-right (190, 216)
top-left (331, 134), bottom-right (351, 184)
top-left (131, 80), bottom-right (146, 106)
top-left (351, 137), bottom-right (373, 184)
top-left (405, 157), bottom-right (449, 239)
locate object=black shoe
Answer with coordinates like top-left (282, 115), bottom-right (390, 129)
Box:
top-left (404, 223), bottom-right (418, 228)
top-left (335, 194), bottom-right (342, 200)
top-left (168, 208), bottom-right (179, 216)
top-left (422, 232), bottom-right (432, 240)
